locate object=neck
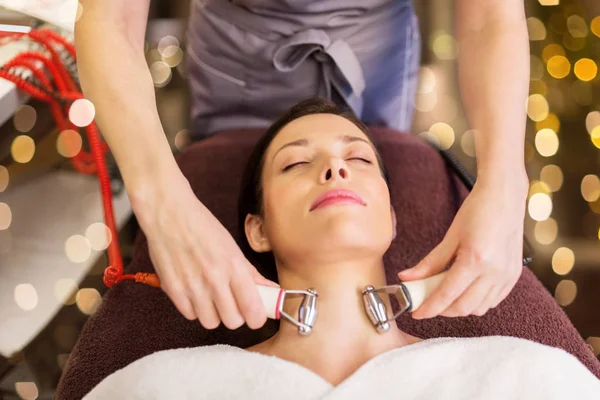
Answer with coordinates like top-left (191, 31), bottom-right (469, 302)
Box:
top-left (265, 257), bottom-right (418, 372)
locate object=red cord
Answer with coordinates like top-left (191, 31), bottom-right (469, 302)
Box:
top-left (1, 28), bottom-right (161, 289)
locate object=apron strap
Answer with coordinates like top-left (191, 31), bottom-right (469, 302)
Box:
top-left (272, 29), bottom-right (365, 116)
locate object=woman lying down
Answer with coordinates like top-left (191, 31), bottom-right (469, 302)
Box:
top-left (85, 99), bottom-right (600, 399)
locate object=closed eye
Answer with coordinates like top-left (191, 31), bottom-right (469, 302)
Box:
top-left (349, 157), bottom-right (372, 164)
top-left (282, 161), bottom-right (309, 172)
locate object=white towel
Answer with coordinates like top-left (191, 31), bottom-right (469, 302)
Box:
top-left (84, 336), bottom-right (600, 399)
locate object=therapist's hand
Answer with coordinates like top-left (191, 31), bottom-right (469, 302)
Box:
top-left (130, 170), bottom-right (279, 330)
top-left (398, 175), bottom-right (528, 319)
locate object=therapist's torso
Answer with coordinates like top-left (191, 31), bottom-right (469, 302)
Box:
top-left (185, 0), bottom-right (420, 139)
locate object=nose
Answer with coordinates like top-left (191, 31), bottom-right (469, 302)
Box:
top-left (320, 157), bottom-right (349, 183)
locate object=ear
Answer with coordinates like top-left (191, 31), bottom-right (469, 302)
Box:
top-left (390, 206), bottom-right (397, 240)
top-left (245, 214), bottom-right (272, 253)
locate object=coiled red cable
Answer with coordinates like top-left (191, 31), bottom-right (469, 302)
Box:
top-left (0, 27), bottom-right (160, 288)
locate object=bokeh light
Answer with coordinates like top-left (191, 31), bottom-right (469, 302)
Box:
top-left (591, 130), bottom-right (600, 149)
top-left (529, 180), bottom-right (552, 197)
top-left (428, 122), bottom-right (455, 150)
top-left (431, 31), bottom-right (457, 60)
top-left (54, 279), bottom-right (78, 306)
top-left (552, 247), bottom-right (575, 275)
top-left (541, 43), bottom-right (565, 63)
top-left (414, 91), bottom-right (437, 112)
top-left (0, 165), bottom-right (7, 192)
top-left (526, 94), bottom-right (549, 121)
top-left (535, 112), bottom-right (560, 132)
top-left (65, 235), bottom-right (92, 263)
top-left (566, 15), bottom-right (588, 38)
top-left (174, 129), bottom-right (191, 151)
top-left (573, 58), bottom-right (597, 81)
top-left (534, 218), bottom-right (558, 245)
top-left (13, 104), bottom-right (36, 133)
top-left (590, 199), bottom-right (600, 214)
top-left (581, 174), bottom-right (600, 203)
top-left (158, 36), bottom-right (180, 55)
top-left (69, 99), bottom-right (96, 127)
top-left (540, 164), bottom-right (563, 192)
top-left (555, 280), bottom-right (577, 307)
top-left (587, 337), bottom-right (600, 356)
top-left (591, 16), bottom-right (600, 38)
top-left (417, 67), bottom-right (436, 93)
top-left (535, 128), bottom-right (559, 157)
top-left (527, 17), bottom-right (547, 41)
top-left (11, 135), bottom-right (35, 163)
top-left (56, 129), bottom-right (83, 158)
top-left (528, 192), bottom-right (553, 221)
top-left (14, 284), bottom-right (38, 311)
top-left (530, 55), bottom-right (545, 80)
top-left (460, 130), bottom-right (476, 157)
top-left (150, 61), bottom-right (172, 87)
top-left (586, 111), bottom-right (600, 135)
top-left (85, 222), bottom-right (112, 251)
top-left (539, 0), bottom-right (559, 6)
top-left (76, 288), bottom-right (102, 315)
top-left (0, 202), bottom-right (12, 230)
top-left (562, 33), bottom-right (586, 52)
top-left (15, 382), bottom-right (38, 400)
top-left (530, 79), bottom-right (547, 96)
top-left (162, 45), bottom-right (184, 68)
top-left (547, 55), bottom-right (571, 79)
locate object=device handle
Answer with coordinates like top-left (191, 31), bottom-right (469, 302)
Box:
top-left (401, 271), bottom-right (448, 312)
top-left (256, 285), bottom-right (284, 320)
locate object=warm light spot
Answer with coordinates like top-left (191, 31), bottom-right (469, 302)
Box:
top-left (547, 55), bottom-right (571, 79)
top-left (460, 130), bottom-right (476, 157)
top-left (552, 247), bottom-right (575, 275)
top-left (174, 129), bottom-right (191, 151)
top-left (555, 280), bottom-right (577, 306)
top-left (14, 284), bottom-right (38, 311)
top-left (591, 16), bottom-right (600, 38)
top-left (158, 36), bottom-right (180, 55)
top-left (85, 222), bottom-right (112, 251)
top-left (530, 80), bottom-right (547, 96)
top-left (528, 193), bottom-right (553, 221)
top-left (587, 337), bottom-right (600, 356)
top-left (581, 174), bottom-right (600, 202)
top-left (56, 129), bottom-right (83, 158)
top-left (417, 67), bottom-right (436, 93)
top-left (0, 165), bottom-right (7, 192)
top-left (530, 55), bottom-right (545, 80)
top-left (0, 202), bottom-right (12, 230)
top-left (586, 111), bottom-right (600, 135)
top-left (14, 382), bottom-right (38, 400)
top-left (428, 122), bottom-right (455, 150)
top-left (535, 129), bottom-right (559, 157)
top-left (539, 0), bottom-right (559, 5)
top-left (76, 288), bottom-right (102, 315)
top-left (11, 135), bottom-right (35, 163)
top-left (65, 235), bottom-right (92, 263)
top-left (540, 164), bottom-right (563, 192)
top-left (54, 279), bottom-right (78, 306)
top-left (418, 131), bottom-right (440, 148)
top-left (431, 31), bottom-right (457, 60)
top-left (562, 33), bottom-right (586, 52)
top-left (574, 58), bottom-right (597, 81)
top-left (535, 112), bottom-right (560, 132)
top-left (414, 91), bottom-right (437, 112)
top-left (541, 43), bottom-right (565, 63)
top-left (534, 218), bottom-right (558, 245)
top-left (13, 105), bottom-right (36, 133)
top-left (592, 129), bottom-right (600, 149)
top-left (566, 15), bottom-right (588, 38)
top-left (590, 199), bottom-right (600, 214)
top-left (527, 17), bottom-right (547, 41)
top-left (529, 180), bottom-right (552, 197)
top-left (162, 45), bottom-right (183, 68)
top-left (526, 94), bottom-right (549, 122)
top-left (69, 99), bottom-right (96, 127)
top-left (150, 61), bottom-right (172, 87)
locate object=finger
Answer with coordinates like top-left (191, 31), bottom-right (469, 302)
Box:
top-left (249, 266), bottom-right (280, 288)
top-left (441, 277), bottom-right (493, 317)
top-left (188, 278), bottom-right (220, 329)
top-left (231, 267), bottom-right (267, 330)
top-left (398, 237), bottom-right (456, 281)
top-left (471, 284), bottom-right (500, 316)
top-left (411, 264), bottom-right (476, 319)
top-left (206, 270), bottom-right (245, 330)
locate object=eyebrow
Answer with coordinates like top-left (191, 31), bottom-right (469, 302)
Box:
top-left (272, 135), bottom-right (372, 163)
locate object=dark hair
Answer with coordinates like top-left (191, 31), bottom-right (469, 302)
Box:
top-left (237, 98), bottom-right (391, 282)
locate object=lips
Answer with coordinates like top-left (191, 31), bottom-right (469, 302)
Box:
top-left (310, 189), bottom-right (366, 211)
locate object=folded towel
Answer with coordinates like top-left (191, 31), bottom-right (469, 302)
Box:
top-left (57, 128), bottom-right (600, 399)
top-left (84, 336), bottom-right (600, 400)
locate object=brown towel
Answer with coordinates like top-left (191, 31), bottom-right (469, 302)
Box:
top-left (56, 128), bottom-right (600, 399)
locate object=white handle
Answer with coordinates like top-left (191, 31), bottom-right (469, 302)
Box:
top-left (401, 271), bottom-right (448, 312)
top-left (256, 285), bottom-right (284, 319)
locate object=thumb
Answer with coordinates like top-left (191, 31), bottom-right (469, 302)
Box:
top-left (249, 265), bottom-right (280, 288)
top-left (398, 238), bottom-right (455, 281)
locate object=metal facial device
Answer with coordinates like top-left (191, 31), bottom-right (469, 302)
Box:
top-left (257, 286), bottom-right (318, 335)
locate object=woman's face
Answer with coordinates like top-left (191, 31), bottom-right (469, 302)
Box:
top-left (246, 113), bottom-right (396, 267)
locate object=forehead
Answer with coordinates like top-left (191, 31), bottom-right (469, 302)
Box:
top-left (265, 113), bottom-right (370, 160)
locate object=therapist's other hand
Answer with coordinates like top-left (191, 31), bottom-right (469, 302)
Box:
top-left (130, 171), bottom-right (279, 330)
top-left (397, 175), bottom-right (528, 319)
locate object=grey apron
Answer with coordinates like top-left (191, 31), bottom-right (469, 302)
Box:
top-left (185, 0), bottom-right (420, 139)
